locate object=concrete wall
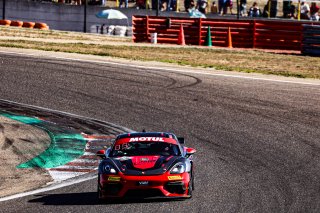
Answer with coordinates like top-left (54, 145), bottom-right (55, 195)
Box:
top-left (0, 0), bottom-right (191, 32)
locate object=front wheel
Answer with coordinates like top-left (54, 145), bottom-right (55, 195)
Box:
top-left (97, 176), bottom-right (104, 202)
top-left (187, 172), bottom-right (193, 197)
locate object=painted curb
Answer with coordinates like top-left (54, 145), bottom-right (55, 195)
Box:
top-left (0, 99), bottom-right (134, 201)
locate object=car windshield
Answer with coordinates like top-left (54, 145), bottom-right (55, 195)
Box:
top-left (110, 142), bottom-right (181, 157)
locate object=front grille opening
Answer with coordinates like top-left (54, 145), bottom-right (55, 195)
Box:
top-left (124, 189), bottom-right (164, 198)
top-left (103, 183), bottom-right (123, 195)
top-left (164, 182), bottom-right (186, 194)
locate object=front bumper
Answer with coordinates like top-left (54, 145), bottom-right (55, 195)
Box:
top-left (98, 172), bottom-right (191, 199)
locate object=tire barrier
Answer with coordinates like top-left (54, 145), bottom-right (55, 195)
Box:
top-left (10, 20), bottom-right (23, 27)
top-left (114, 26), bottom-right (127, 37)
top-left (34, 22), bottom-right (49, 30)
top-left (90, 25), bottom-right (132, 37)
top-left (302, 25), bottom-right (320, 56)
top-left (0, 20), bottom-right (49, 30)
top-left (126, 26), bottom-right (133, 37)
top-left (107, 25), bottom-right (115, 35)
top-left (133, 16), bottom-right (320, 52)
top-left (0, 20), bottom-right (11, 26)
top-left (22, 22), bottom-right (36, 29)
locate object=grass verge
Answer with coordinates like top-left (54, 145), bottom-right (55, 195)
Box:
top-left (0, 27), bottom-right (319, 79)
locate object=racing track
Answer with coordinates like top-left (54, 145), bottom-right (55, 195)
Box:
top-left (0, 51), bottom-right (320, 212)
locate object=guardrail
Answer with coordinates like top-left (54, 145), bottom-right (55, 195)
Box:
top-left (133, 16), bottom-right (320, 51)
top-left (302, 25), bottom-right (320, 56)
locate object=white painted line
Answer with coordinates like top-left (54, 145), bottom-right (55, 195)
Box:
top-left (71, 159), bottom-right (98, 163)
top-left (0, 49), bottom-right (319, 86)
top-left (82, 152), bottom-right (96, 156)
top-left (51, 165), bottom-right (97, 170)
top-left (48, 171), bottom-right (87, 182)
top-left (0, 174), bottom-right (96, 202)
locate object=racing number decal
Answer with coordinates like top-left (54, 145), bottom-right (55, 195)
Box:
top-left (122, 143), bottom-right (129, 149)
top-left (114, 143), bottom-right (130, 150)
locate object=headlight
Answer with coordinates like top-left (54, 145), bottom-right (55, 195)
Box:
top-left (102, 164), bottom-right (117, 174)
top-left (170, 162), bottom-right (185, 174)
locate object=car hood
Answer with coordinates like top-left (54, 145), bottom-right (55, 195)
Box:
top-left (111, 155), bottom-right (181, 175)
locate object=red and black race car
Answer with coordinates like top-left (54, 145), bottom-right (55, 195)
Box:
top-left (96, 132), bottom-right (196, 200)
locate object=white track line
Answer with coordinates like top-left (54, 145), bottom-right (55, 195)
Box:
top-left (0, 174), bottom-right (96, 202)
top-left (71, 159), bottom-right (98, 163)
top-left (50, 165), bottom-right (97, 170)
top-left (0, 50), bottom-right (319, 86)
top-left (48, 171), bottom-right (90, 182)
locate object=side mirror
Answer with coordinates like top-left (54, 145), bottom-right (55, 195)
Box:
top-left (185, 147), bottom-right (196, 158)
top-left (178, 137), bottom-right (185, 144)
top-left (97, 149), bottom-right (106, 159)
top-left (97, 148), bottom-right (111, 159)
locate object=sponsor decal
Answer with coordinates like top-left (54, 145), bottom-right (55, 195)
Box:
top-left (133, 159), bottom-right (156, 165)
top-left (140, 158), bottom-right (150, 162)
top-left (138, 181), bottom-right (149, 186)
top-left (168, 175), bottom-right (183, 180)
top-left (132, 156), bottom-right (159, 169)
top-left (108, 176), bottom-right (121, 181)
top-left (129, 137), bottom-right (165, 142)
top-left (115, 156), bottom-right (132, 161)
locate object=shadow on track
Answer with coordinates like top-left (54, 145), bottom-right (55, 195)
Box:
top-left (28, 192), bottom-right (181, 205)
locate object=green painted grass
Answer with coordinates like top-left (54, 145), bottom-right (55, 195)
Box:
top-left (0, 112), bottom-right (86, 169)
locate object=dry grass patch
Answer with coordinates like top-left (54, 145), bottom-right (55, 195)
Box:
top-left (0, 39), bottom-right (319, 79)
top-left (0, 26), bottom-right (131, 43)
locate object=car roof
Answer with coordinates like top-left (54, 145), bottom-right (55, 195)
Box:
top-left (116, 132), bottom-right (177, 140)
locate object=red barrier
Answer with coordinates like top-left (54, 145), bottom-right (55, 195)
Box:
top-left (0, 20), bottom-right (11, 26)
top-left (22, 22), bottom-right (35, 28)
top-left (133, 16), bottom-right (320, 51)
top-left (10, 20), bottom-right (23, 27)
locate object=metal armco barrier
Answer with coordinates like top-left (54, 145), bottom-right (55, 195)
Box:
top-left (302, 25), bottom-right (320, 56)
top-left (132, 16), bottom-right (320, 51)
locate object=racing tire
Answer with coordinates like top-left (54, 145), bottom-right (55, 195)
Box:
top-left (192, 170), bottom-right (195, 191)
top-left (97, 176), bottom-right (104, 203)
top-left (190, 165), bottom-right (195, 191)
top-left (187, 172), bottom-right (193, 198)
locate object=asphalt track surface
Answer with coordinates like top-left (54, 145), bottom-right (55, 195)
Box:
top-left (0, 51), bottom-right (320, 213)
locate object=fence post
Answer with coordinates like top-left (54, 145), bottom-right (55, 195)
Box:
top-left (146, 16), bottom-right (150, 42)
top-left (300, 24), bottom-right (304, 52)
top-left (198, 18), bottom-right (202, 45)
top-left (252, 20), bottom-right (256, 48)
top-left (2, 0), bottom-right (6, 20)
top-left (176, 0), bottom-right (179, 12)
top-left (132, 16), bottom-right (134, 42)
top-left (268, 0), bottom-right (271, 18)
top-left (297, 0), bottom-right (301, 20)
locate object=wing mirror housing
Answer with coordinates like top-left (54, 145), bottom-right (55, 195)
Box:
top-left (96, 150), bottom-right (106, 159)
top-left (96, 148), bottom-right (111, 159)
top-left (185, 147), bottom-right (196, 158)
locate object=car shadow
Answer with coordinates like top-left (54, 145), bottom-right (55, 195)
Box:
top-left (28, 192), bottom-right (181, 205)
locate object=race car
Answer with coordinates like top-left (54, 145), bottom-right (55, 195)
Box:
top-left (96, 132), bottom-right (196, 200)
